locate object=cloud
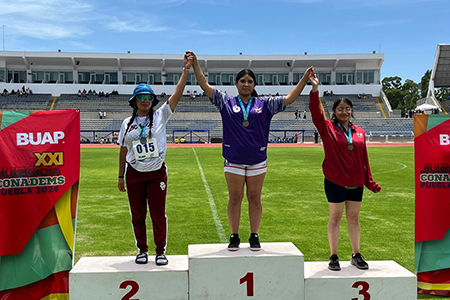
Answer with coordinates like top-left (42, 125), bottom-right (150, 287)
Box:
top-left (198, 29), bottom-right (242, 36)
top-left (0, 0), bottom-right (94, 20)
top-left (0, 0), bottom-right (95, 39)
top-left (104, 15), bottom-right (169, 33)
top-left (362, 19), bottom-right (409, 27)
top-left (266, 0), bottom-right (320, 3)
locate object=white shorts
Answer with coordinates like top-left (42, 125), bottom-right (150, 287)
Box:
top-left (224, 160), bottom-right (267, 177)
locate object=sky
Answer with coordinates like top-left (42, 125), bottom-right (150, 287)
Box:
top-left (0, 0), bottom-right (447, 84)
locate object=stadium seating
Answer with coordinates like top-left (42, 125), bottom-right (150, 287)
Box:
top-left (1, 92), bottom-right (416, 143)
top-left (0, 94), bottom-right (53, 110)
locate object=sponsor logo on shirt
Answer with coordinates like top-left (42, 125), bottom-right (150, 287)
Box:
top-left (255, 107), bottom-right (262, 114)
top-left (232, 105), bottom-right (241, 113)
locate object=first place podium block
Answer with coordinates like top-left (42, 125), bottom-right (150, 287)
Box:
top-left (69, 255), bottom-right (189, 300)
top-left (304, 260), bottom-right (417, 300)
top-left (188, 242), bottom-right (304, 299)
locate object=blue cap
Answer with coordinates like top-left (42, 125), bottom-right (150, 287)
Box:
top-left (129, 84), bottom-right (159, 107)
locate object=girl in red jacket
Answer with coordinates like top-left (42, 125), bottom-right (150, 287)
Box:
top-left (308, 68), bottom-right (381, 271)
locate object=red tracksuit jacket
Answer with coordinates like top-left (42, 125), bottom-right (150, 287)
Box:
top-left (309, 91), bottom-right (380, 191)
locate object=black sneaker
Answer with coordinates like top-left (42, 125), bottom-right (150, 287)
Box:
top-left (249, 233), bottom-right (261, 251)
top-left (228, 234), bottom-right (240, 251)
top-left (155, 253), bottom-right (169, 266)
top-left (351, 253), bottom-right (369, 270)
top-left (328, 254), bottom-right (341, 271)
top-left (135, 252), bottom-right (148, 264)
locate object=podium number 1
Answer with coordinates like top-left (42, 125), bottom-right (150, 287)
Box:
top-left (240, 272), bottom-right (254, 297)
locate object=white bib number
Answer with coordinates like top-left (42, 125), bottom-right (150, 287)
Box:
top-left (132, 137), bottom-right (159, 160)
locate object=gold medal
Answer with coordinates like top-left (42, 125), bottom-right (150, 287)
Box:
top-left (243, 120), bottom-right (249, 127)
top-left (348, 144), bottom-right (354, 151)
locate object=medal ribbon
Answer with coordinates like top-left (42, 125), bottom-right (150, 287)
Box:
top-left (337, 122), bottom-right (352, 145)
top-left (137, 117), bottom-right (148, 140)
top-left (237, 96), bottom-right (253, 122)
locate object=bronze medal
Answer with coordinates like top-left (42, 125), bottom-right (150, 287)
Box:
top-left (243, 120), bottom-right (249, 127)
top-left (348, 143), bottom-right (354, 151)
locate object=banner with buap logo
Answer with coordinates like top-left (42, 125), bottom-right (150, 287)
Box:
top-left (0, 109), bottom-right (80, 300)
top-left (414, 114), bottom-right (450, 296)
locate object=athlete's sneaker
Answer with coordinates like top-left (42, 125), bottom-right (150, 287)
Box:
top-left (135, 252), bottom-right (148, 264)
top-left (155, 254), bottom-right (169, 266)
top-left (228, 234), bottom-right (240, 251)
top-left (249, 233), bottom-right (261, 251)
top-left (351, 253), bottom-right (369, 270)
top-left (328, 254), bottom-right (341, 271)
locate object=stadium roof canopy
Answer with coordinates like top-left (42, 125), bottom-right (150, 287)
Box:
top-left (0, 51), bottom-right (384, 72)
top-left (432, 44), bottom-right (450, 88)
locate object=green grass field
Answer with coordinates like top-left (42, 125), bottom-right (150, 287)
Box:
top-left (75, 145), bottom-right (442, 299)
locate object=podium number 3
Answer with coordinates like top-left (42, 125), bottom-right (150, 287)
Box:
top-left (352, 281), bottom-right (371, 300)
top-left (120, 280), bottom-right (139, 300)
top-left (240, 272), bottom-right (254, 297)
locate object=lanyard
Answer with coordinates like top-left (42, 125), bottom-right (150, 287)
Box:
top-left (237, 96), bottom-right (253, 121)
top-left (136, 117), bottom-right (148, 140)
top-left (337, 122), bottom-right (352, 145)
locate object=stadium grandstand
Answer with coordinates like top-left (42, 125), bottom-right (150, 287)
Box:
top-left (424, 44), bottom-right (450, 114)
top-left (0, 49), bottom-right (423, 143)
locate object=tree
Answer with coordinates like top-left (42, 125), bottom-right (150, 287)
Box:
top-left (402, 79), bottom-right (420, 110)
top-left (382, 76), bottom-right (404, 110)
top-left (382, 76), bottom-right (402, 90)
top-left (420, 70), bottom-right (431, 98)
top-left (436, 87), bottom-right (450, 102)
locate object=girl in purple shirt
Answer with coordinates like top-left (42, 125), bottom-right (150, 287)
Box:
top-left (189, 50), bottom-right (312, 251)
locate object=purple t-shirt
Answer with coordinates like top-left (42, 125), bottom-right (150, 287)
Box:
top-left (212, 88), bottom-right (285, 165)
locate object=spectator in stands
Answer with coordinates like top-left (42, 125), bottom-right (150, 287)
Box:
top-left (303, 110), bottom-right (307, 119)
top-left (2, 89), bottom-right (8, 96)
top-left (189, 50), bottom-right (312, 251)
top-left (117, 51), bottom-right (193, 266)
top-left (314, 129), bottom-right (319, 143)
top-left (308, 67), bottom-right (381, 272)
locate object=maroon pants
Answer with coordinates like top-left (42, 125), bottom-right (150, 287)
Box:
top-left (126, 163), bottom-right (168, 255)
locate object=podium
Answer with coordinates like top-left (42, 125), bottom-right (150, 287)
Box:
top-left (304, 260), bottom-right (417, 300)
top-left (188, 242), bottom-right (304, 299)
top-left (69, 244), bottom-right (417, 299)
top-left (69, 255), bottom-right (188, 300)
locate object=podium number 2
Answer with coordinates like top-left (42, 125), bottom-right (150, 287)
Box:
top-left (120, 280), bottom-right (139, 300)
top-left (352, 281), bottom-right (370, 300)
top-left (240, 272), bottom-right (254, 297)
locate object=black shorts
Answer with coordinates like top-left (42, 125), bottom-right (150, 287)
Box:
top-left (324, 178), bottom-right (363, 203)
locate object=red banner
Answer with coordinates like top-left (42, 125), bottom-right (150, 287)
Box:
top-left (0, 109), bottom-right (80, 256)
top-left (415, 115), bottom-right (450, 242)
top-left (415, 114), bottom-right (450, 296)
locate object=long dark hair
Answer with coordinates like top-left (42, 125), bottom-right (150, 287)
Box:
top-left (331, 97), bottom-right (354, 122)
top-left (122, 98), bottom-right (154, 144)
top-left (235, 69), bottom-right (258, 97)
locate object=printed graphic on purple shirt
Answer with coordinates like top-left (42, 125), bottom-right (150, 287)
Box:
top-left (212, 89), bottom-right (285, 165)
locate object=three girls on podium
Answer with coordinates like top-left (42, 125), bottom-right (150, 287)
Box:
top-left (117, 51), bottom-right (381, 271)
